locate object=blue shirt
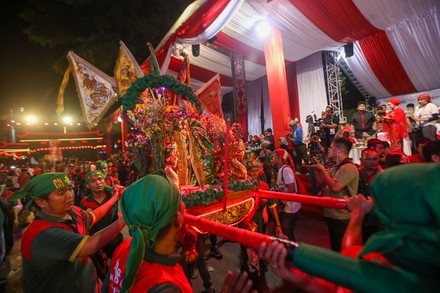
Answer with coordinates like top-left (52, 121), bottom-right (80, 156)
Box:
top-left (291, 125), bottom-right (303, 144)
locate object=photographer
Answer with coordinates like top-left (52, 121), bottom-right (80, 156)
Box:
top-left (321, 106), bottom-right (340, 152)
top-left (308, 134), bottom-right (325, 164)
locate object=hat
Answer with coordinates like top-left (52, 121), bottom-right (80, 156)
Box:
top-left (119, 170), bottom-right (181, 292)
top-left (275, 148), bottom-right (289, 165)
top-left (246, 160), bottom-right (261, 171)
top-left (8, 172), bottom-right (71, 209)
top-left (388, 98), bottom-right (401, 106)
top-left (357, 101), bottom-right (366, 106)
top-left (84, 170), bottom-right (104, 183)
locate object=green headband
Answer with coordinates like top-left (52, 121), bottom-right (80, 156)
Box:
top-left (120, 170), bottom-right (181, 292)
top-left (8, 172), bottom-right (71, 201)
top-left (84, 170), bottom-right (105, 183)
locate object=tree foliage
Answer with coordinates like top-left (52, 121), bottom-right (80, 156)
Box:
top-left (20, 0), bottom-right (192, 74)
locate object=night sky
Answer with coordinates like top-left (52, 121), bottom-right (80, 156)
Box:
top-left (0, 2), bottom-right (80, 119)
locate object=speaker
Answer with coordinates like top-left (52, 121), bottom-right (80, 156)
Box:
top-left (192, 44), bottom-right (200, 57)
top-left (344, 43), bottom-right (354, 58)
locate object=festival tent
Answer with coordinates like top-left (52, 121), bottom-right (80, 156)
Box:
top-left (141, 0), bottom-right (440, 137)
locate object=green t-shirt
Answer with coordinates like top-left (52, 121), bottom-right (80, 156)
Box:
top-left (323, 162), bottom-right (359, 220)
top-left (22, 209), bottom-right (97, 293)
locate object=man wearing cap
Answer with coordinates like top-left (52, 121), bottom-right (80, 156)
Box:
top-left (80, 170), bottom-right (123, 259)
top-left (383, 98), bottom-right (408, 151)
top-left (350, 101), bottom-right (377, 142)
top-left (103, 171), bottom-right (253, 293)
top-left (9, 172), bottom-right (125, 292)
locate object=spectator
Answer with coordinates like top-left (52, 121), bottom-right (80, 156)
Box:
top-left (350, 101), bottom-right (377, 142)
top-left (321, 106), bottom-right (340, 153)
top-left (309, 138), bottom-right (359, 252)
top-left (422, 140), bottom-right (440, 162)
top-left (357, 149), bottom-right (383, 241)
top-left (384, 151), bottom-right (409, 169)
top-left (263, 128), bottom-right (275, 151)
top-left (273, 149), bottom-right (301, 242)
top-left (406, 103), bottom-right (423, 153)
top-left (289, 118), bottom-right (308, 173)
top-left (408, 137), bottom-right (431, 163)
top-left (412, 93), bottom-right (438, 141)
top-left (382, 98), bottom-right (408, 151)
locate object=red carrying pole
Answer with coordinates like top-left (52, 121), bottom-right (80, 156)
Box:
top-left (222, 121), bottom-right (230, 211)
top-left (255, 190), bottom-right (347, 210)
top-left (184, 213), bottom-right (272, 250)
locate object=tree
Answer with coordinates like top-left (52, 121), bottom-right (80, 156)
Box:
top-left (19, 0), bottom-right (192, 74)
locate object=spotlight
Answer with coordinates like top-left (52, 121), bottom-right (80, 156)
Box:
top-left (255, 20), bottom-right (272, 39)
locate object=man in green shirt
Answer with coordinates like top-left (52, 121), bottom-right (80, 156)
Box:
top-left (9, 172), bottom-right (125, 292)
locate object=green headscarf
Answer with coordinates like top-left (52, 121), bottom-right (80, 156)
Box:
top-left (361, 163), bottom-right (440, 271)
top-left (292, 164), bottom-right (440, 292)
top-left (120, 170), bottom-right (181, 292)
top-left (8, 172), bottom-right (71, 209)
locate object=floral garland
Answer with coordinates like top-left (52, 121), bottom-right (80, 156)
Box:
top-left (122, 73), bottom-right (202, 113)
top-left (181, 178), bottom-right (258, 208)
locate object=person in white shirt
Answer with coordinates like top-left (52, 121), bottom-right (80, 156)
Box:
top-left (412, 93), bottom-right (438, 141)
top-left (273, 149), bottom-right (301, 241)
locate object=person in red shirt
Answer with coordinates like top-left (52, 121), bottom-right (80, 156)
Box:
top-left (382, 98), bottom-right (409, 151)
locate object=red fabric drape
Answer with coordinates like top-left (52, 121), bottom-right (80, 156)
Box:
top-left (176, 0), bottom-right (231, 39)
top-left (264, 27), bottom-right (291, 149)
top-left (168, 56), bottom-right (233, 87)
top-left (359, 32), bottom-right (416, 96)
top-left (289, 0), bottom-right (380, 43)
top-left (286, 63), bottom-right (299, 120)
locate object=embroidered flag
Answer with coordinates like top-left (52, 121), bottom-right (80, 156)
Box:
top-left (195, 74), bottom-right (224, 118)
top-left (67, 51), bottom-right (118, 128)
top-left (114, 41), bottom-right (144, 97)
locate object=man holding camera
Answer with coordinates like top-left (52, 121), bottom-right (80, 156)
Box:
top-left (350, 101), bottom-right (377, 143)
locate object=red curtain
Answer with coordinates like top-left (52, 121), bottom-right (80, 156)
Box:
top-left (176, 0), bottom-right (231, 39)
top-left (286, 63), bottom-right (299, 121)
top-left (264, 27), bottom-right (291, 149)
top-left (359, 32), bottom-right (416, 96)
top-left (289, 0), bottom-right (380, 42)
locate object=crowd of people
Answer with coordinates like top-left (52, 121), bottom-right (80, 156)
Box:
top-left (0, 93), bottom-right (438, 293)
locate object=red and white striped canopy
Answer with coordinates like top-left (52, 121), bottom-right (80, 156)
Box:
top-left (142, 0), bottom-right (440, 99)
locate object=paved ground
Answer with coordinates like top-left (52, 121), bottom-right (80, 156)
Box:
top-left (191, 209), bottom-right (330, 292)
top-left (5, 208), bottom-right (330, 292)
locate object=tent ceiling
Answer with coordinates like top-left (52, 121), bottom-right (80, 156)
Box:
top-left (145, 0), bottom-right (440, 99)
